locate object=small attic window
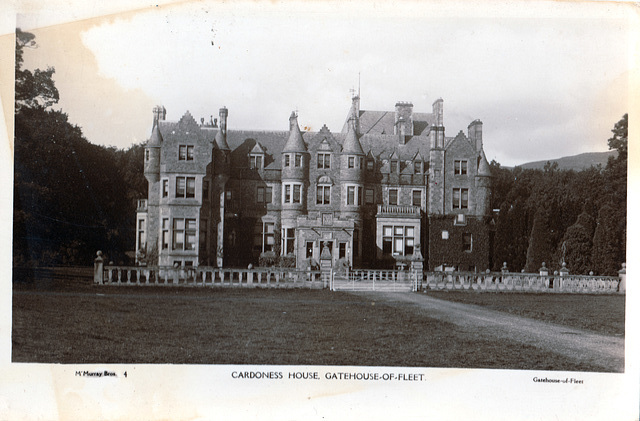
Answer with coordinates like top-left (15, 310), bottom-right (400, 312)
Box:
top-left (414, 161), bottom-right (423, 174)
top-left (366, 159), bottom-right (374, 171)
top-left (250, 155), bottom-right (263, 169)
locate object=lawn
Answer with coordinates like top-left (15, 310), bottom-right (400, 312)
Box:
top-left (11, 279), bottom-right (623, 371)
top-left (425, 291), bottom-right (625, 337)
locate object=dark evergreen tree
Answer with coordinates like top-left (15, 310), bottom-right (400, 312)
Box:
top-left (591, 203), bottom-right (622, 276)
top-left (556, 212), bottom-right (593, 274)
top-left (525, 207), bottom-right (554, 272)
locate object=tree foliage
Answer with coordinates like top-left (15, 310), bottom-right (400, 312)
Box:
top-left (13, 31), bottom-right (146, 267)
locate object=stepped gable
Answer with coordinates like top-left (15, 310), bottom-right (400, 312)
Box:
top-left (156, 111), bottom-right (208, 144)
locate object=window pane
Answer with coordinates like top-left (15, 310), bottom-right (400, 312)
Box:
top-left (265, 187), bottom-right (272, 203)
top-left (394, 226), bottom-right (403, 236)
top-left (186, 177), bottom-right (195, 198)
top-left (186, 219), bottom-right (196, 230)
top-left (187, 145), bottom-right (194, 160)
top-left (394, 238), bottom-right (403, 253)
top-left (383, 226), bottom-right (392, 236)
top-left (462, 189), bottom-right (468, 208)
top-left (348, 157), bottom-right (354, 168)
top-left (285, 154), bottom-right (290, 167)
top-left (293, 184), bottom-right (301, 203)
top-left (179, 145), bottom-right (186, 160)
top-left (347, 186), bottom-right (354, 205)
top-left (257, 187), bottom-right (264, 203)
top-left (413, 190), bottom-right (421, 206)
top-left (365, 189), bottom-right (374, 204)
top-left (295, 154), bottom-right (301, 167)
top-left (176, 177), bottom-right (185, 197)
top-left (406, 227), bottom-right (414, 237)
top-left (185, 233), bottom-right (196, 250)
top-left (173, 218), bottom-right (184, 230)
top-left (389, 189), bottom-right (398, 205)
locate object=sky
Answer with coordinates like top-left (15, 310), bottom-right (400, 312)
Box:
top-left (14, 1), bottom-right (637, 166)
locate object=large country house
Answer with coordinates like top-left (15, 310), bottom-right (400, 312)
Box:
top-left (136, 95), bottom-right (493, 271)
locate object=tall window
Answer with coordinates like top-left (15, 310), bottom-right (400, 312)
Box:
top-left (137, 219), bottom-right (146, 249)
top-left (162, 218), bottom-right (169, 250)
top-left (179, 145), bottom-right (194, 161)
top-left (365, 188), bottom-right (374, 204)
top-left (257, 186), bottom-right (266, 204)
top-left (162, 179), bottom-right (169, 198)
top-left (463, 233), bottom-right (473, 252)
top-left (306, 241), bottom-right (314, 258)
top-left (454, 160), bottom-right (468, 175)
top-left (294, 154), bottom-right (302, 167)
top-left (283, 228), bottom-right (295, 255)
top-left (284, 154), bottom-right (291, 167)
top-left (283, 183), bottom-right (302, 204)
top-left (388, 189), bottom-right (398, 205)
top-left (453, 188), bottom-right (469, 209)
top-left (176, 176), bottom-right (196, 198)
top-left (390, 160), bottom-right (398, 173)
top-left (348, 156), bottom-right (355, 168)
top-left (382, 225), bottom-right (415, 256)
top-left (186, 177), bottom-right (195, 198)
top-left (317, 185), bottom-right (331, 205)
top-left (414, 161), bottom-right (423, 174)
top-left (317, 153), bottom-right (331, 169)
top-left (254, 222), bottom-right (275, 253)
top-left (412, 190), bottom-right (422, 207)
top-left (250, 155), bottom-right (263, 169)
top-left (172, 218), bottom-right (196, 250)
top-left (346, 185), bottom-right (362, 206)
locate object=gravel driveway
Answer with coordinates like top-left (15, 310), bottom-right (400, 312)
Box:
top-left (354, 291), bottom-right (625, 372)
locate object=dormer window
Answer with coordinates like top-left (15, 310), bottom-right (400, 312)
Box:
top-left (250, 155), bottom-right (263, 169)
top-left (390, 160), bottom-right (398, 173)
top-left (414, 161), bottom-right (423, 174)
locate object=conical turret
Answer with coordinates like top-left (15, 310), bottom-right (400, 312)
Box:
top-left (475, 149), bottom-right (492, 217)
top-left (283, 112), bottom-right (307, 153)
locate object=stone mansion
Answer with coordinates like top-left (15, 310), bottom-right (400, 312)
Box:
top-left (136, 95), bottom-right (493, 271)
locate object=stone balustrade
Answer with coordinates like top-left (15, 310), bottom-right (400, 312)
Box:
top-left (420, 271), bottom-right (621, 294)
top-left (96, 265), bottom-right (325, 289)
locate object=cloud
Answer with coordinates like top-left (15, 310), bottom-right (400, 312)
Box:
top-left (73, 3), bottom-right (632, 165)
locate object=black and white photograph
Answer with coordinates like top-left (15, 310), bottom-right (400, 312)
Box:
top-left (2, 0), bottom-right (638, 419)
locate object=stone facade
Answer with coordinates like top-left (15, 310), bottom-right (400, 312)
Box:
top-left (136, 96), bottom-right (493, 271)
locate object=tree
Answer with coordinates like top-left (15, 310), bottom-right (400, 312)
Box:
top-left (591, 203), bottom-right (622, 276)
top-left (525, 207), bottom-right (554, 272)
top-left (608, 113), bottom-right (628, 160)
top-left (556, 211), bottom-right (593, 274)
top-left (15, 28), bottom-right (59, 112)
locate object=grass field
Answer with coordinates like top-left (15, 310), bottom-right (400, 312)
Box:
top-left (12, 279), bottom-right (624, 371)
top-left (426, 291), bottom-right (625, 337)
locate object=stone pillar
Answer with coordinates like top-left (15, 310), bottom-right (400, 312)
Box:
top-left (558, 262), bottom-right (569, 290)
top-left (539, 262), bottom-right (549, 288)
top-left (618, 263), bottom-right (626, 293)
top-left (411, 244), bottom-right (424, 291)
top-left (94, 251), bottom-right (104, 284)
top-left (320, 241), bottom-right (333, 289)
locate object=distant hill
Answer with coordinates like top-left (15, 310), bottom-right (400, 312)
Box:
top-left (517, 151), bottom-right (617, 171)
